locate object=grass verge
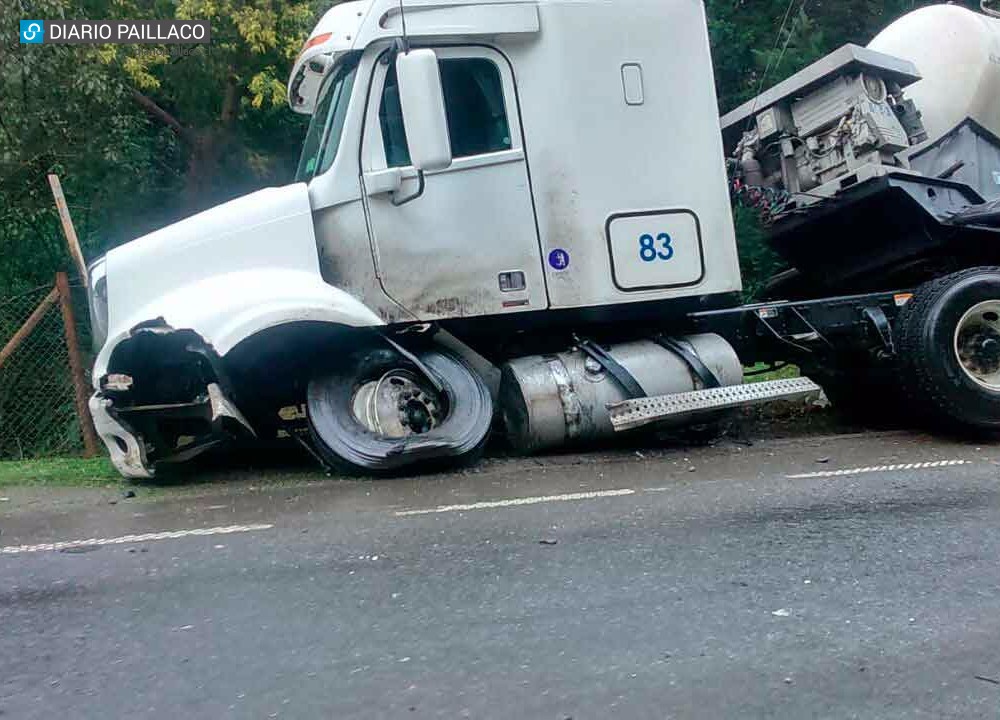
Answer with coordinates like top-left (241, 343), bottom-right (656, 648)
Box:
top-left (744, 363), bottom-right (800, 383)
top-left (0, 456), bottom-right (120, 489)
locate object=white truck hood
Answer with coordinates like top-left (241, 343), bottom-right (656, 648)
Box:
top-left (94, 181), bottom-right (383, 384)
top-left (105, 183), bottom-right (320, 336)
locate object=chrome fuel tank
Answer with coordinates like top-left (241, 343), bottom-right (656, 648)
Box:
top-left (500, 334), bottom-right (743, 453)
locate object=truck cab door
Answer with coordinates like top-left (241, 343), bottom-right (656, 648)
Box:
top-left (361, 46), bottom-right (547, 321)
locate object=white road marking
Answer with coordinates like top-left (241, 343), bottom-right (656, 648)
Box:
top-left (787, 459), bottom-right (970, 480)
top-left (395, 489), bottom-right (636, 517)
top-left (0, 523), bottom-right (274, 556)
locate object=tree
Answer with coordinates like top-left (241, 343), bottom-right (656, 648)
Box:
top-left (0, 0), bottom-right (321, 294)
top-left (0, 0), bottom-right (182, 292)
top-left (98, 0), bottom-right (317, 209)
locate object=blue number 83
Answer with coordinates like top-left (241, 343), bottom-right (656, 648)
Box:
top-left (639, 233), bottom-right (674, 262)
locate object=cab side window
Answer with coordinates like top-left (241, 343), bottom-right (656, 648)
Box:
top-left (380, 56), bottom-right (512, 168)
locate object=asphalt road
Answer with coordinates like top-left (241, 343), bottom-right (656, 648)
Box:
top-left (3, 430), bottom-right (1000, 719)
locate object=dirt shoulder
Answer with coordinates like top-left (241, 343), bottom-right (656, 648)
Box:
top-left (0, 402), bottom-right (886, 520)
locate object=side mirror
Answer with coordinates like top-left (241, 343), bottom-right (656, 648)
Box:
top-left (396, 49), bottom-right (453, 172)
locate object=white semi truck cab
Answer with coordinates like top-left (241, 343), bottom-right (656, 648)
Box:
top-left (88, 1), bottom-right (1000, 478)
top-left (291, 0), bottom-right (744, 322)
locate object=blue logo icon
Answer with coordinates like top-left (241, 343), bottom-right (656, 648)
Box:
top-left (548, 249), bottom-right (570, 271)
top-left (20, 20), bottom-right (44, 43)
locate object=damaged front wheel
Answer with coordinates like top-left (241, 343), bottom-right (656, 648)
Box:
top-left (306, 346), bottom-right (493, 475)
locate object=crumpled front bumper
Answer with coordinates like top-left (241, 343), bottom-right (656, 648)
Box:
top-left (89, 393), bottom-right (153, 479)
top-left (90, 319), bottom-right (260, 479)
top-left (90, 383), bottom-right (255, 479)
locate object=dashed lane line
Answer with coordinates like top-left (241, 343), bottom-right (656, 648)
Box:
top-left (395, 489), bottom-right (636, 517)
top-left (787, 459), bottom-right (971, 480)
top-left (1, 523), bottom-right (274, 556)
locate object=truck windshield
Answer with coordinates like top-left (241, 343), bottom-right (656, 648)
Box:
top-left (295, 53), bottom-right (359, 182)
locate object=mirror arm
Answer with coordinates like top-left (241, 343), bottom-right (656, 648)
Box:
top-left (383, 38), bottom-right (404, 66)
top-left (390, 170), bottom-right (425, 206)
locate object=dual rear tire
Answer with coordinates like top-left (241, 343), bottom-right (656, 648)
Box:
top-left (895, 267), bottom-right (1000, 433)
top-left (813, 268), bottom-right (1000, 434)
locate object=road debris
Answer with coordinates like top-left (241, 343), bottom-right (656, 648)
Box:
top-left (60, 544), bottom-right (101, 554)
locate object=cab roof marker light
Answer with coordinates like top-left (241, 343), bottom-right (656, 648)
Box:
top-left (301, 32), bottom-right (333, 53)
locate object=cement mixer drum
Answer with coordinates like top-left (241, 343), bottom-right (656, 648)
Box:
top-left (869, 4), bottom-right (1000, 141)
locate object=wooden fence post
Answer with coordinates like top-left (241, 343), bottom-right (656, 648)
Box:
top-left (55, 272), bottom-right (99, 458)
top-left (48, 175), bottom-right (89, 288)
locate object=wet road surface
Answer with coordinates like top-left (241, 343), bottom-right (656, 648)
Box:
top-left (3, 430), bottom-right (1000, 718)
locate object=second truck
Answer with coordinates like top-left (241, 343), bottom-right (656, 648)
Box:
top-left (86, 0), bottom-right (1000, 477)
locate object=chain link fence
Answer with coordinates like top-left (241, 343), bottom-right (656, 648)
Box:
top-left (0, 281), bottom-right (94, 459)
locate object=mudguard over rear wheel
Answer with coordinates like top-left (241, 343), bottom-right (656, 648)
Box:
top-left (306, 346), bottom-right (493, 475)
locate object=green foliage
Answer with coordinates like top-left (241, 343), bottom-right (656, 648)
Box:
top-left (733, 205), bottom-right (786, 301)
top-left (1, 0), bottom-right (178, 293)
top-left (0, 0), bottom-right (320, 295)
top-left (744, 362), bottom-right (800, 384)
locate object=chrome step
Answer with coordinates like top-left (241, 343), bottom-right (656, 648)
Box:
top-left (608, 377), bottom-right (823, 432)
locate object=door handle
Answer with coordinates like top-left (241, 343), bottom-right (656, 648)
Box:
top-left (363, 168), bottom-right (420, 197)
top-left (363, 168), bottom-right (402, 196)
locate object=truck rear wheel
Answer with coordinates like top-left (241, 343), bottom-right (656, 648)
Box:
top-left (307, 346), bottom-right (493, 475)
top-left (897, 267), bottom-right (1000, 432)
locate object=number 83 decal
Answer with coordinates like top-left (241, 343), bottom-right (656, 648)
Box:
top-left (639, 233), bottom-right (674, 262)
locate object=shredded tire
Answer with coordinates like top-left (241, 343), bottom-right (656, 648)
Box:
top-left (307, 347), bottom-right (493, 475)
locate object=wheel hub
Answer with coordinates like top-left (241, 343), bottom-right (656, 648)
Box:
top-left (351, 370), bottom-right (443, 438)
top-left (955, 301), bottom-right (1000, 390)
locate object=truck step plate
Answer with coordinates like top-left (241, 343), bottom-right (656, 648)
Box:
top-left (608, 377), bottom-right (822, 432)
